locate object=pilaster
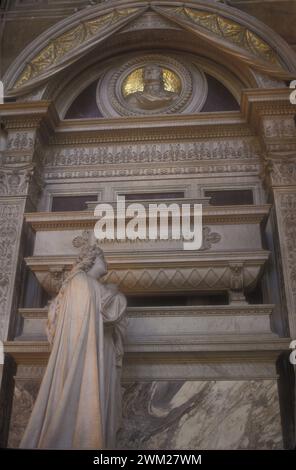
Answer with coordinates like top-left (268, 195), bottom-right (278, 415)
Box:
top-left (0, 101), bottom-right (53, 446)
top-left (242, 89), bottom-right (296, 446)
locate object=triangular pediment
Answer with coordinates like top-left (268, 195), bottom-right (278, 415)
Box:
top-left (119, 10), bottom-right (182, 33)
top-left (3, 0), bottom-right (296, 97)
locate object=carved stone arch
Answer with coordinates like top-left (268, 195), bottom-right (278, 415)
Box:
top-left (47, 51), bottom-right (244, 119)
top-left (3, 0), bottom-right (296, 99)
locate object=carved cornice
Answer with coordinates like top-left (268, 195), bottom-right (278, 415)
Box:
top-left (18, 304), bottom-right (275, 320)
top-left (24, 205), bottom-right (271, 231)
top-left (12, 361), bottom-right (278, 382)
top-left (4, 94), bottom-right (295, 151)
top-left (51, 112), bottom-right (251, 144)
top-left (0, 101), bottom-right (57, 130)
top-left (4, 337), bottom-right (291, 365)
top-left (241, 89), bottom-right (296, 133)
top-left (1, 101), bottom-right (258, 144)
top-left (25, 250), bottom-right (270, 269)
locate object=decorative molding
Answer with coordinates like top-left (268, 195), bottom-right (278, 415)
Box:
top-left (120, 10), bottom-right (181, 33)
top-left (152, 4), bottom-right (293, 78)
top-left (0, 165), bottom-right (44, 209)
top-left (7, 132), bottom-right (34, 151)
top-left (45, 139), bottom-right (261, 167)
top-left (0, 167), bottom-right (33, 197)
top-left (24, 250), bottom-right (269, 295)
top-left (157, 6), bottom-right (278, 65)
top-left (229, 262), bottom-right (246, 304)
top-left (4, 337), bottom-right (291, 364)
top-left (44, 161), bottom-right (261, 181)
top-left (262, 117), bottom-right (296, 139)
top-left (25, 205), bottom-right (271, 231)
top-left (7, 364), bottom-right (280, 386)
top-left (5, 1), bottom-right (295, 97)
top-left (14, 365), bottom-right (46, 381)
top-left (96, 53), bottom-right (207, 117)
top-left (250, 70), bottom-right (285, 89)
top-left (11, 6), bottom-right (146, 93)
top-left (71, 226), bottom-right (220, 250)
top-left (18, 304), bottom-right (276, 320)
top-left (264, 158), bottom-right (296, 187)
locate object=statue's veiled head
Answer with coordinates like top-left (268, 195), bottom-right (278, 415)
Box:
top-left (75, 243), bottom-right (108, 279)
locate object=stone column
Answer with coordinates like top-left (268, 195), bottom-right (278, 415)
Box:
top-left (0, 102), bottom-right (52, 446)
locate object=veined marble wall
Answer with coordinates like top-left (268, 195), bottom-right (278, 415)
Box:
top-left (8, 381), bottom-right (39, 449)
top-left (117, 380), bottom-right (283, 450)
top-left (8, 379), bottom-right (283, 449)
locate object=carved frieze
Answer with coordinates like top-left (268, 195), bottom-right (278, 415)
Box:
top-left (43, 138), bottom-right (261, 180)
top-left (0, 167), bottom-right (32, 196)
top-left (7, 132), bottom-right (34, 151)
top-left (261, 156), bottom-right (296, 187)
top-left (262, 118), bottom-right (296, 139)
top-left (45, 139), bottom-right (260, 167)
top-left (0, 166), bottom-right (43, 209)
top-left (44, 162), bottom-right (261, 181)
top-left (271, 161), bottom-right (296, 186)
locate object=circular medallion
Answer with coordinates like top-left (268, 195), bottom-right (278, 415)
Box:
top-left (96, 54), bottom-right (207, 117)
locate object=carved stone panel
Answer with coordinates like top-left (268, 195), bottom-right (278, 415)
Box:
top-left (0, 201), bottom-right (25, 340)
top-left (274, 192), bottom-right (296, 337)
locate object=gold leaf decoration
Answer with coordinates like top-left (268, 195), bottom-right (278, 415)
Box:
top-left (171, 7), bottom-right (279, 65)
top-left (122, 67), bottom-right (181, 97)
top-left (53, 24), bottom-right (86, 61)
top-left (84, 13), bottom-right (114, 38)
top-left (14, 8), bottom-right (139, 89)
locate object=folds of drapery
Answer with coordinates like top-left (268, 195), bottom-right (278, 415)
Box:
top-left (20, 270), bottom-right (127, 449)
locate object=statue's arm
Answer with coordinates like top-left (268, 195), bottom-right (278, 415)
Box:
top-left (100, 284), bottom-right (128, 367)
top-left (100, 284), bottom-right (127, 324)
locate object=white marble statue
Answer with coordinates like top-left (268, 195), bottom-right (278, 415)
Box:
top-left (20, 244), bottom-right (127, 449)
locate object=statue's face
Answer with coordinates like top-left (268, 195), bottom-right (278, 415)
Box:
top-left (143, 65), bottom-right (162, 83)
top-left (88, 255), bottom-right (108, 279)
